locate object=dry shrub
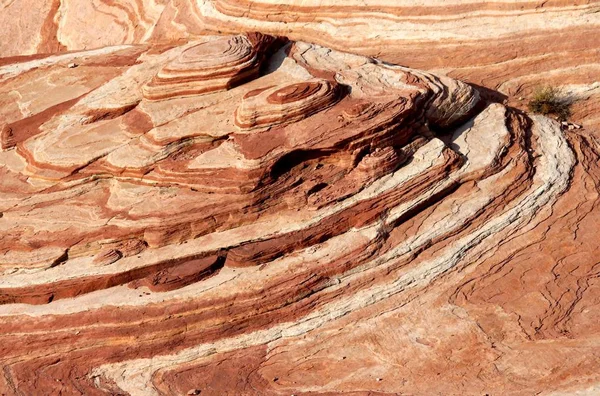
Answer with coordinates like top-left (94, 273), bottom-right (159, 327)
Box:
top-left (528, 86), bottom-right (572, 121)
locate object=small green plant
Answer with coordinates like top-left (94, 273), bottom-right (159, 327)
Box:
top-left (527, 86), bottom-right (572, 121)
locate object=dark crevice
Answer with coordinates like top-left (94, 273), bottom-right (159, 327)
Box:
top-left (81, 101), bottom-right (140, 125)
top-left (307, 183), bottom-right (328, 196)
top-left (268, 149), bottom-right (332, 181)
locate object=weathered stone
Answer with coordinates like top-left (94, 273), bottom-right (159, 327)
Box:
top-left (0, 2), bottom-right (599, 395)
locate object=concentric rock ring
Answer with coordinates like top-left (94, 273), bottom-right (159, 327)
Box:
top-left (267, 81), bottom-right (322, 104)
top-left (143, 34), bottom-right (268, 101)
top-left (235, 78), bottom-right (344, 130)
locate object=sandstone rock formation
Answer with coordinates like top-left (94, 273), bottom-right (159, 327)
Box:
top-left (188, 0), bottom-right (600, 132)
top-left (1, 29), bottom-right (599, 395)
top-left (2, 0), bottom-right (599, 132)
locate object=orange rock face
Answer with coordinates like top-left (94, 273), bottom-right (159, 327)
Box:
top-left (0, 3), bottom-right (599, 396)
top-left (2, 0), bottom-right (599, 131)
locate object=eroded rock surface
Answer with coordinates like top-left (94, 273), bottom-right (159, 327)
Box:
top-left (2, 0), bottom-right (599, 131)
top-left (0, 32), bottom-right (599, 396)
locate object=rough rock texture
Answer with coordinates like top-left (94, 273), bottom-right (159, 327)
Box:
top-left (2, 0), bottom-right (599, 131)
top-left (1, 30), bottom-right (599, 395)
top-left (191, 0), bottom-right (600, 132)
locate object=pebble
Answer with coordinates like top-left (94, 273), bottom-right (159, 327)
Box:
top-left (67, 62), bottom-right (78, 68)
top-left (561, 121), bottom-right (583, 130)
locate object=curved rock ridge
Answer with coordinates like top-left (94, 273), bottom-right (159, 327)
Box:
top-left (0, 34), bottom-right (599, 396)
top-left (235, 78), bottom-right (344, 130)
top-left (143, 33), bottom-right (279, 100)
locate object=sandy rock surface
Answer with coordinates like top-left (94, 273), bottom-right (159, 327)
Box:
top-left (0, 2), bottom-right (599, 396)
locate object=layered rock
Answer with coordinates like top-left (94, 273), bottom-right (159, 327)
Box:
top-left (4, 0), bottom-right (598, 132)
top-left (235, 78), bottom-right (344, 130)
top-left (143, 33), bottom-right (279, 101)
top-left (195, 0), bottom-right (600, 131)
top-left (1, 32), bottom-right (599, 395)
top-left (8, 0), bottom-right (600, 135)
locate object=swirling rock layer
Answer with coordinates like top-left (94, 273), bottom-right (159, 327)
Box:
top-left (143, 33), bottom-right (278, 100)
top-left (195, 0), bottom-right (600, 130)
top-left (0, 33), bottom-right (599, 396)
top-left (3, 0), bottom-right (598, 131)
top-left (235, 78), bottom-right (344, 130)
